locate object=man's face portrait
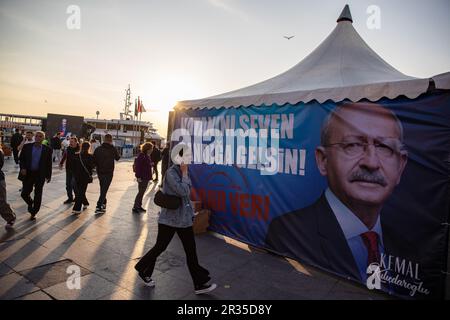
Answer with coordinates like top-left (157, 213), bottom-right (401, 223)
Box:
top-left (315, 103), bottom-right (408, 208)
top-left (25, 132), bottom-right (33, 141)
top-left (34, 132), bottom-right (44, 144)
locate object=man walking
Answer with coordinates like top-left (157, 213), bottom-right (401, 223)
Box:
top-left (10, 128), bottom-right (23, 167)
top-left (59, 137), bottom-right (80, 204)
top-left (16, 131), bottom-right (34, 193)
top-left (17, 131), bottom-right (34, 154)
top-left (93, 134), bottom-right (120, 214)
top-left (61, 135), bottom-right (70, 151)
top-left (150, 145), bottom-right (162, 182)
top-left (51, 132), bottom-right (62, 163)
top-left (19, 131), bottom-right (52, 220)
top-left (1, 146), bottom-right (16, 229)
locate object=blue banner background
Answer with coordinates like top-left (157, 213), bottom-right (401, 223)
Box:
top-left (173, 92), bottom-right (450, 298)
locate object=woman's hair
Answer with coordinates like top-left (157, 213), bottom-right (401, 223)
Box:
top-left (140, 142), bottom-right (154, 154)
top-left (80, 141), bottom-right (91, 154)
top-left (70, 136), bottom-right (79, 144)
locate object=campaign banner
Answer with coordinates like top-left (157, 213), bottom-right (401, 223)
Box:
top-left (172, 92), bottom-right (450, 299)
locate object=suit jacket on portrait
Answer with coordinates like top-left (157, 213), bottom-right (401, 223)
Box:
top-left (265, 192), bottom-right (439, 299)
top-left (265, 193), bottom-right (403, 282)
top-left (19, 143), bottom-right (53, 181)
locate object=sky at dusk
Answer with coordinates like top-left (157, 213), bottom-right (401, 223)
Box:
top-left (1, 0), bottom-right (449, 137)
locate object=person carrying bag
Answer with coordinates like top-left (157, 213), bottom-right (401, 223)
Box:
top-left (135, 147), bottom-right (217, 295)
top-left (133, 142), bottom-right (154, 213)
top-left (153, 167), bottom-right (182, 210)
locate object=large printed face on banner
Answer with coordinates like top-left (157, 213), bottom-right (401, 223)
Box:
top-left (316, 103), bottom-right (408, 218)
top-left (266, 102), bottom-right (417, 296)
top-left (172, 93), bottom-right (450, 299)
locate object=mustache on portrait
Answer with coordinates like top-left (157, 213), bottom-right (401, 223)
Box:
top-left (349, 168), bottom-right (387, 187)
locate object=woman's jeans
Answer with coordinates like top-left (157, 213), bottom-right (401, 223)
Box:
top-left (135, 223), bottom-right (210, 287)
top-left (134, 179), bottom-right (149, 208)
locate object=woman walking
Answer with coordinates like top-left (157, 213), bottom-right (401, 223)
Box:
top-left (134, 154), bottom-right (217, 295)
top-left (133, 142), bottom-right (153, 213)
top-left (72, 142), bottom-right (95, 214)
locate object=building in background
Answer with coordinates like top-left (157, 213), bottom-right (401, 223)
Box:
top-left (0, 112), bottom-right (162, 158)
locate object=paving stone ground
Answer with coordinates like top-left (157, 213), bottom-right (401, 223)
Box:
top-left (0, 157), bottom-right (392, 300)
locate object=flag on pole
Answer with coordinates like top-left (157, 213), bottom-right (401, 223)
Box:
top-left (134, 98), bottom-right (138, 117)
top-left (137, 96), bottom-right (146, 113)
top-left (138, 97), bottom-right (142, 113)
top-left (141, 101), bottom-right (146, 113)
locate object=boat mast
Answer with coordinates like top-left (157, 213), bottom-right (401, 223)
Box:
top-left (123, 84), bottom-right (134, 145)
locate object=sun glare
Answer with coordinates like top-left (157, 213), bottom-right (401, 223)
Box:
top-left (146, 75), bottom-right (204, 112)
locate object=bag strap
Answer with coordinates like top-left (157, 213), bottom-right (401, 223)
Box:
top-left (79, 153), bottom-right (92, 177)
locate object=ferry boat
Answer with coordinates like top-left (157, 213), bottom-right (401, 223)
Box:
top-left (0, 86), bottom-right (163, 156)
top-left (84, 116), bottom-right (162, 148)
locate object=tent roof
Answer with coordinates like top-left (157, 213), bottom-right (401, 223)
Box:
top-left (176, 5), bottom-right (450, 110)
top-left (337, 4), bottom-right (353, 23)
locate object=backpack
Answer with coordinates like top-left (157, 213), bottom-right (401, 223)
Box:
top-left (151, 148), bottom-right (162, 163)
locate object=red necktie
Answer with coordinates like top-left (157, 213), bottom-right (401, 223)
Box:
top-left (360, 231), bottom-right (380, 266)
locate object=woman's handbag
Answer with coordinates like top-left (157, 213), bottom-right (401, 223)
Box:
top-left (153, 189), bottom-right (181, 210)
top-left (79, 153), bottom-right (93, 183)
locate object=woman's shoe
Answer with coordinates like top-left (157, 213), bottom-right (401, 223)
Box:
top-left (63, 198), bottom-right (74, 204)
top-left (195, 283), bottom-right (217, 295)
top-left (137, 272), bottom-right (155, 287)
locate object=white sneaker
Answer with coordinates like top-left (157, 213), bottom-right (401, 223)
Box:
top-left (144, 278), bottom-right (155, 287)
top-left (138, 273), bottom-right (155, 287)
top-left (83, 205), bottom-right (89, 210)
top-left (195, 283), bottom-right (217, 295)
top-left (72, 209), bottom-right (82, 214)
top-left (95, 207), bottom-right (105, 214)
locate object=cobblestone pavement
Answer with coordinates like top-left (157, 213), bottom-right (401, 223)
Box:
top-left (0, 157), bottom-right (391, 300)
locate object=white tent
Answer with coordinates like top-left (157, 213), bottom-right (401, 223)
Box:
top-left (171, 5), bottom-right (450, 299)
top-left (177, 5), bottom-right (450, 110)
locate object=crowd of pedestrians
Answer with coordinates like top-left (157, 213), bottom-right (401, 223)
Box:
top-left (0, 129), bottom-right (216, 295)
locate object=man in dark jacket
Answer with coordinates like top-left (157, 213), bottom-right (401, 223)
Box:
top-left (10, 128), bottom-right (23, 166)
top-left (59, 136), bottom-right (80, 204)
top-left (1, 147), bottom-right (16, 228)
top-left (19, 131), bottom-right (52, 220)
top-left (93, 134), bottom-right (120, 214)
top-left (150, 146), bottom-right (162, 182)
top-left (51, 132), bottom-right (62, 163)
